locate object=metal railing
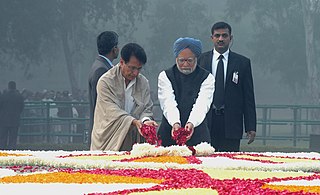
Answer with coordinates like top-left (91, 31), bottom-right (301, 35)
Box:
top-left (19, 101), bottom-right (89, 144)
top-left (18, 102), bottom-right (320, 146)
top-left (256, 105), bottom-right (320, 146)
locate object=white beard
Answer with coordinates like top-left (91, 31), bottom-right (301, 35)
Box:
top-left (176, 61), bottom-right (197, 75)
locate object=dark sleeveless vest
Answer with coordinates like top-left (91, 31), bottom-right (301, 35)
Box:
top-left (158, 65), bottom-right (211, 146)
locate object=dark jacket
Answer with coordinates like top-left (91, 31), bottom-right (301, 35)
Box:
top-left (198, 50), bottom-right (256, 139)
top-left (157, 65), bottom-right (211, 146)
top-left (0, 89), bottom-right (24, 127)
top-left (88, 56), bottom-right (113, 131)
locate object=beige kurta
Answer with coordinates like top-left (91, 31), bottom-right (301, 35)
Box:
top-left (90, 64), bottom-right (153, 151)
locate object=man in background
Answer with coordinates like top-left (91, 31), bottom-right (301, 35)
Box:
top-left (0, 81), bottom-right (24, 149)
top-left (198, 21), bottom-right (256, 152)
top-left (88, 31), bottom-right (119, 146)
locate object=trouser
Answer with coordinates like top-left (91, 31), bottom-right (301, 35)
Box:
top-left (210, 111), bottom-right (240, 152)
top-left (0, 126), bottom-right (19, 150)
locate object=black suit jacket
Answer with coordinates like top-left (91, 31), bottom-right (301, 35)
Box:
top-left (198, 50), bottom-right (256, 139)
top-left (0, 90), bottom-right (24, 127)
top-left (88, 56), bottom-right (113, 133)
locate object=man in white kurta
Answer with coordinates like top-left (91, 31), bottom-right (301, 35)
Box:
top-left (157, 37), bottom-right (214, 146)
top-left (91, 43), bottom-right (157, 151)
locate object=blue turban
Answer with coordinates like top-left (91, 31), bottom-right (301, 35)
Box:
top-left (173, 37), bottom-right (202, 58)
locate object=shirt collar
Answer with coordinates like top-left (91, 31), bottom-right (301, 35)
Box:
top-left (98, 54), bottom-right (113, 67)
top-left (124, 77), bottom-right (136, 90)
top-left (213, 49), bottom-right (229, 60)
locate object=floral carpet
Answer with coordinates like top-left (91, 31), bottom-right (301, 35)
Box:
top-left (0, 144), bottom-right (320, 195)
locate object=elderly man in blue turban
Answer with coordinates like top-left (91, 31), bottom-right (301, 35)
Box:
top-left (157, 37), bottom-right (215, 146)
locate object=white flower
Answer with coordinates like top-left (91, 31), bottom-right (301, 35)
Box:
top-left (130, 143), bottom-right (192, 157)
top-left (166, 145), bottom-right (192, 156)
top-left (131, 143), bottom-right (168, 157)
top-left (194, 142), bottom-right (215, 156)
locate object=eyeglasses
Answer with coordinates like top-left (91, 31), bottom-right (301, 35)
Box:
top-left (177, 58), bottom-right (196, 65)
top-left (125, 64), bottom-right (143, 72)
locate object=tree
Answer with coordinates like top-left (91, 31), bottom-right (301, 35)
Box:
top-left (145, 0), bottom-right (211, 90)
top-left (302, 0), bottom-right (320, 134)
top-left (225, 0), bottom-right (320, 133)
top-left (0, 0), bottom-right (147, 97)
top-left (302, 0), bottom-right (320, 105)
top-left (226, 0), bottom-right (310, 96)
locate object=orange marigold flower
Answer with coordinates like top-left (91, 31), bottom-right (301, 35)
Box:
top-left (262, 184), bottom-right (320, 194)
top-left (132, 156), bottom-right (189, 164)
top-left (0, 172), bottom-right (163, 184)
top-left (0, 152), bottom-right (29, 157)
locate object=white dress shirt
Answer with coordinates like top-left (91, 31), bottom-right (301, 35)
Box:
top-left (124, 78), bottom-right (151, 123)
top-left (211, 49), bottom-right (229, 83)
top-left (158, 70), bottom-right (214, 127)
top-left (124, 78), bottom-right (136, 113)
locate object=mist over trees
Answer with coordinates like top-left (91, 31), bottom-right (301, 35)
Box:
top-left (144, 0), bottom-right (211, 89)
top-left (225, 0), bottom-right (320, 104)
top-left (225, 0), bottom-right (320, 134)
top-left (0, 0), bottom-right (147, 96)
top-left (1, 0), bottom-right (319, 106)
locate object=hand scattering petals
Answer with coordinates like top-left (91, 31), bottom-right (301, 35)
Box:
top-left (172, 128), bottom-right (191, 145)
top-left (141, 124), bottom-right (162, 146)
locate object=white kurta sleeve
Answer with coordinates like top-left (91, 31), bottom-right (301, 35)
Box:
top-left (158, 71), bottom-right (180, 126)
top-left (187, 73), bottom-right (215, 127)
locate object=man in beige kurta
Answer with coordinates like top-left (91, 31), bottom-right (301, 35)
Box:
top-left (91, 43), bottom-right (157, 151)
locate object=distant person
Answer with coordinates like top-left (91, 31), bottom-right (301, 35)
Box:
top-left (21, 89), bottom-right (32, 102)
top-left (91, 43), bottom-right (157, 151)
top-left (42, 90), bottom-right (58, 118)
top-left (157, 37), bottom-right (214, 146)
top-left (88, 31), bottom-right (119, 147)
top-left (0, 81), bottom-right (24, 149)
top-left (56, 90), bottom-right (73, 144)
top-left (57, 90), bottom-right (72, 118)
top-left (198, 21), bottom-right (257, 152)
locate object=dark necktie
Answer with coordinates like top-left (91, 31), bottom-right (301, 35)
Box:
top-left (213, 55), bottom-right (224, 109)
